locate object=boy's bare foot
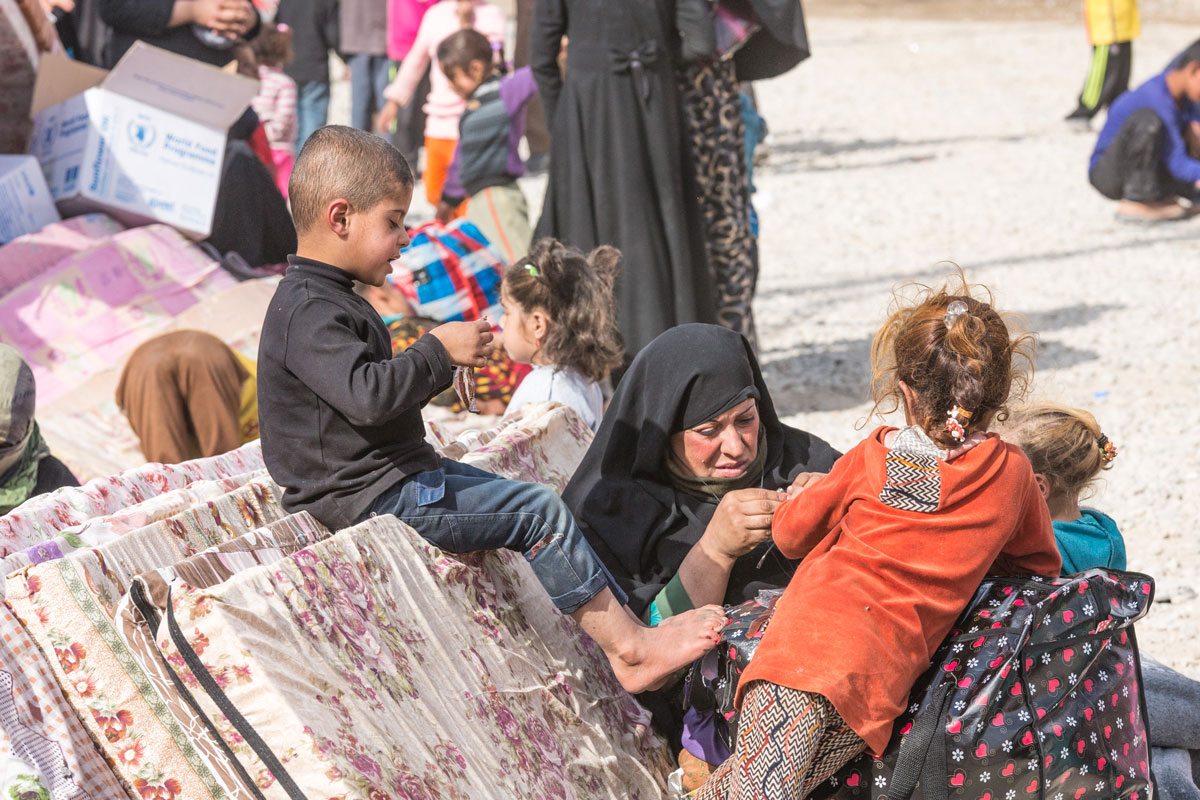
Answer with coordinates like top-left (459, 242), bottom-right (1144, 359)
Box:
top-left (1116, 198), bottom-right (1191, 222)
top-left (608, 605), bottom-right (726, 694)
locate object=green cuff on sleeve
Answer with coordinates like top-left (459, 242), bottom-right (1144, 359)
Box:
top-left (647, 572), bottom-right (696, 624)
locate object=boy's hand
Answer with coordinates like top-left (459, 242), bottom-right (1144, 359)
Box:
top-left (376, 100), bottom-right (400, 134)
top-left (430, 320), bottom-right (493, 367)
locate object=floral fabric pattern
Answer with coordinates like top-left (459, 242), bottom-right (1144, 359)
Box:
top-left (113, 511), bottom-right (332, 800)
top-left (0, 399), bottom-right (637, 800)
top-left (158, 516), bottom-right (671, 800)
top-left (0, 442), bottom-right (264, 556)
top-left (0, 604), bottom-right (126, 800)
top-left (0, 472), bottom-right (267, 585)
top-left (0, 213), bottom-right (125, 299)
top-left (445, 401), bottom-right (594, 493)
top-left (4, 479), bottom-right (285, 800)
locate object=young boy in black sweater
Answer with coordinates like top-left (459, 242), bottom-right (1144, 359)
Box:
top-left (258, 125), bottom-right (724, 693)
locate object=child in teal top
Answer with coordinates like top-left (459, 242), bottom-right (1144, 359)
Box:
top-left (1050, 506), bottom-right (1126, 574)
top-left (1006, 403), bottom-right (1200, 800)
top-left (1003, 403), bottom-right (1123, 575)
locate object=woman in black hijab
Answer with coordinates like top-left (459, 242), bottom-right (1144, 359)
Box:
top-left (564, 323), bottom-right (839, 622)
top-left (563, 324), bottom-right (838, 744)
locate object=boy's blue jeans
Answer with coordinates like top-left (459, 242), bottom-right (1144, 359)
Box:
top-left (360, 459), bottom-right (626, 615)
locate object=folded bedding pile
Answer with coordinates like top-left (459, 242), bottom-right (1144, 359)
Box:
top-left (0, 402), bottom-right (671, 799)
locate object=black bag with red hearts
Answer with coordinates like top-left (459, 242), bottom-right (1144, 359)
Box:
top-left (811, 568), bottom-right (1155, 800)
top-left (682, 587), bottom-right (785, 748)
top-left (685, 569), bottom-right (1155, 800)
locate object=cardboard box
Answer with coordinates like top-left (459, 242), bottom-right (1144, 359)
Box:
top-left (28, 42), bottom-right (258, 238)
top-left (0, 154), bottom-right (60, 244)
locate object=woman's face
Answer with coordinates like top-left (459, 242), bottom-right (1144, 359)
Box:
top-left (670, 398), bottom-right (760, 479)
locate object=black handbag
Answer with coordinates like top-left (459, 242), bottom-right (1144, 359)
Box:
top-left (685, 569), bottom-right (1156, 800)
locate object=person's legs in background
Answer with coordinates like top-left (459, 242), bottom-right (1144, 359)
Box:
top-left (464, 183), bottom-right (532, 264)
top-left (348, 53), bottom-right (374, 131)
top-left (1067, 41), bottom-right (1133, 123)
top-left (389, 65), bottom-right (429, 172)
top-left (350, 54), bottom-right (395, 134)
top-left (295, 80), bottom-right (331, 153)
top-left (1089, 106), bottom-right (1193, 220)
top-left (370, 55), bottom-right (394, 132)
top-left (424, 136), bottom-right (467, 217)
top-left (1098, 41), bottom-right (1134, 110)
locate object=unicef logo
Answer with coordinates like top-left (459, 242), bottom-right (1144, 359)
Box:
top-left (127, 120), bottom-right (156, 151)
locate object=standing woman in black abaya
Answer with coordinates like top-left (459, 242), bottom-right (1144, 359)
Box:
top-left (529, 0), bottom-right (716, 358)
top-left (674, 0), bottom-right (812, 350)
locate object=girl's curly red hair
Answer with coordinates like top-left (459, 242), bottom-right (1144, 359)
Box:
top-left (869, 268), bottom-right (1037, 448)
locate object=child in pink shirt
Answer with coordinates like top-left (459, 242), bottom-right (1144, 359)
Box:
top-left (251, 22), bottom-right (299, 199)
top-left (376, 0), bottom-right (507, 208)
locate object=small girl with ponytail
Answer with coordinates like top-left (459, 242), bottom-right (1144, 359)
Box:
top-left (499, 238), bottom-right (624, 432)
top-left (1006, 408), bottom-right (1200, 800)
top-left (695, 275), bottom-right (1062, 800)
top-left (1003, 403), bottom-right (1125, 574)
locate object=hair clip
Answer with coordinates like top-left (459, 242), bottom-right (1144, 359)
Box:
top-left (276, 22), bottom-right (289, 32)
top-left (1097, 434), bottom-right (1117, 464)
top-left (945, 405), bottom-right (972, 442)
top-left (944, 299), bottom-right (968, 328)
top-left (525, 264), bottom-right (540, 278)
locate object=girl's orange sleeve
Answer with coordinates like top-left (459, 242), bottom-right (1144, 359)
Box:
top-left (771, 445), bottom-right (862, 560)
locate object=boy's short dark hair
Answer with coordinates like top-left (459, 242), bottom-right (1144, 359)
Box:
top-left (289, 125), bottom-right (414, 234)
top-left (437, 29), bottom-right (494, 77)
top-left (1172, 38), bottom-right (1200, 70)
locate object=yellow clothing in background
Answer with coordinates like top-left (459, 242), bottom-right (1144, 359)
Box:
top-left (234, 351), bottom-right (259, 444)
top-left (1085, 0), bottom-right (1140, 45)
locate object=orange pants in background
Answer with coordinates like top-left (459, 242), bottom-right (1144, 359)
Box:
top-left (423, 136), bottom-right (468, 218)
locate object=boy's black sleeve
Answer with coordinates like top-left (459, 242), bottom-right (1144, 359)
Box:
top-left (283, 299), bottom-right (453, 427)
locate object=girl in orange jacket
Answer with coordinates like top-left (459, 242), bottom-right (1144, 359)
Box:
top-left (695, 277), bottom-right (1062, 800)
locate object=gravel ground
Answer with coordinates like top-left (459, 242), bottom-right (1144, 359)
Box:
top-left (329, 7), bottom-right (1200, 677)
top-left (750, 12), bottom-right (1200, 678)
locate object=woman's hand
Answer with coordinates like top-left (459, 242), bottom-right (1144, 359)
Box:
top-left (186, 0), bottom-right (254, 36)
top-left (700, 488), bottom-right (786, 562)
top-left (785, 472), bottom-right (826, 499)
